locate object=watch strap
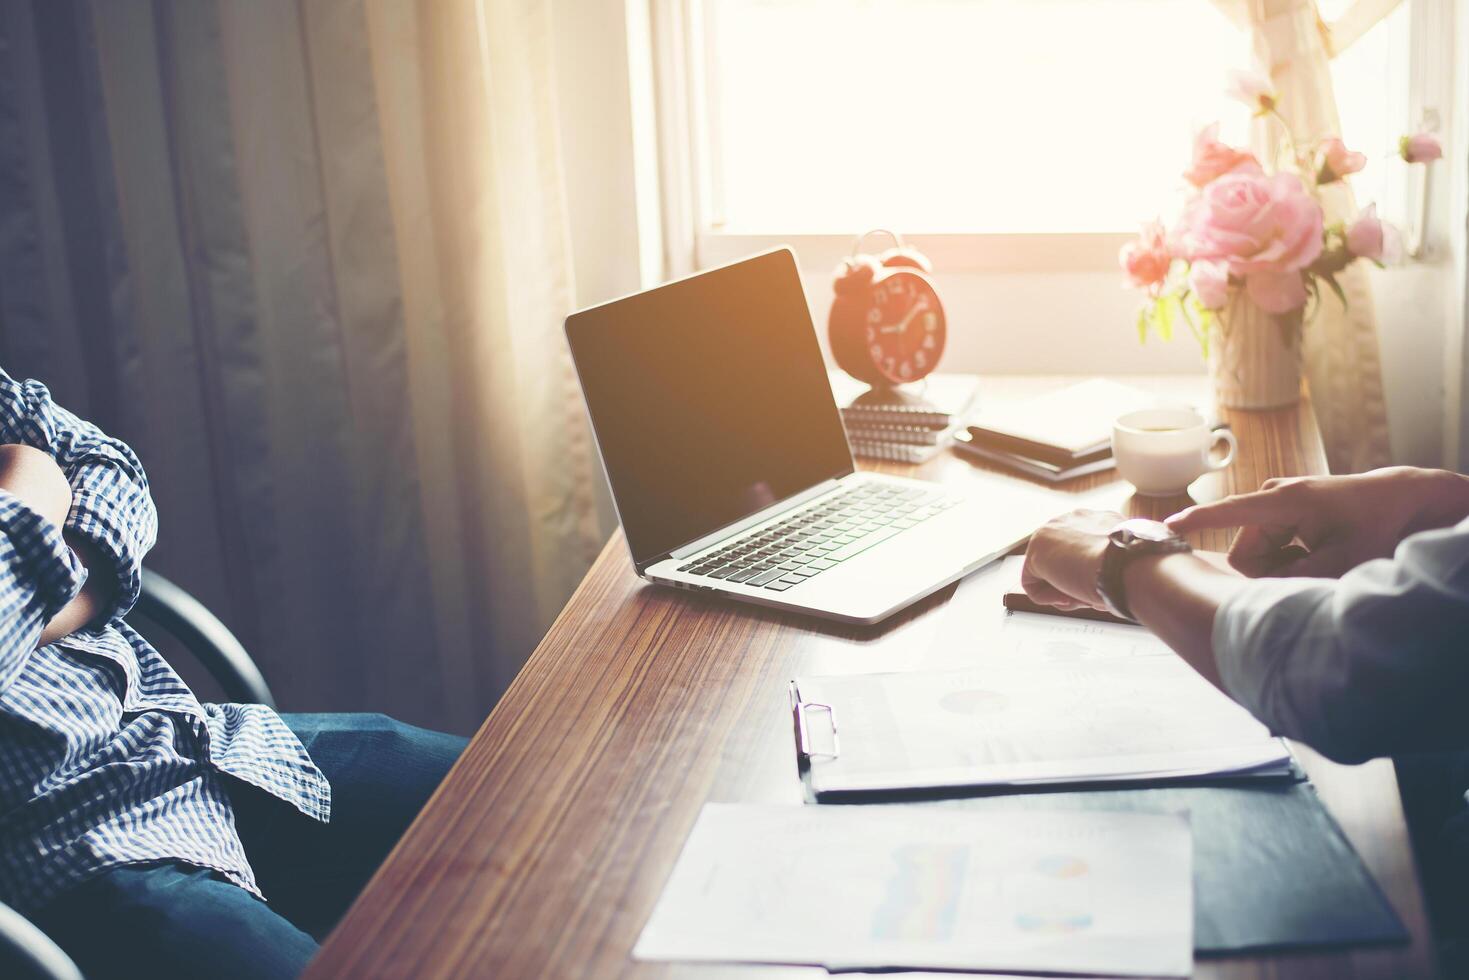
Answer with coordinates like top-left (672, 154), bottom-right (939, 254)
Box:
top-left (1097, 525), bottom-right (1191, 622)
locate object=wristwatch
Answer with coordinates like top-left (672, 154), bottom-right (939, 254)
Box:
top-left (1096, 518), bottom-right (1192, 622)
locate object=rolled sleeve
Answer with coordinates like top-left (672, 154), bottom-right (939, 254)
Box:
top-left (1212, 577), bottom-right (1343, 750)
top-left (60, 445), bottom-right (157, 620)
top-left (0, 491), bottom-right (86, 692)
top-left (1212, 520), bottom-right (1469, 764)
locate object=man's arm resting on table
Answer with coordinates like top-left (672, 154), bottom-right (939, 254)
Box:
top-left (1116, 530), bottom-right (1469, 764)
top-left (1120, 552), bottom-right (1248, 692)
top-left (0, 444), bottom-right (115, 645)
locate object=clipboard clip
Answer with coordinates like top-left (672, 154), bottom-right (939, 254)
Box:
top-left (789, 681), bottom-right (840, 760)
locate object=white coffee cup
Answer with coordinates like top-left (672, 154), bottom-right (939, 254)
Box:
top-left (1112, 407), bottom-right (1237, 497)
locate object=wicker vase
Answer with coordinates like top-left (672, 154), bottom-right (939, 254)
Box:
top-left (1207, 293), bottom-right (1304, 409)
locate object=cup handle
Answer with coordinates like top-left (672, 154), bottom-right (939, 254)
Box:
top-left (1207, 427), bottom-right (1238, 472)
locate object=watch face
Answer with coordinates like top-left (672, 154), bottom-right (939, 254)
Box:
top-left (1112, 518), bottom-right (1177, 544)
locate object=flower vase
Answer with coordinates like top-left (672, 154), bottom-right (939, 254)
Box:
top-left (1207, 293), bottom-right (1304, 409)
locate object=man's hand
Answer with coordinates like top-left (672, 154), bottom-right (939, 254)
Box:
top-left (1166, 467), bottom-right (1469, 579)
top-left (1020, 509), bottom-right (1122, 611)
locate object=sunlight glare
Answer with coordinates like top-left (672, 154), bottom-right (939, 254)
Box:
top-left (709, 0), bottom-right (1257, 233)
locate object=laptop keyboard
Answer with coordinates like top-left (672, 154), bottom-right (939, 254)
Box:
top-left (675, 480), bottom-right (960, 592)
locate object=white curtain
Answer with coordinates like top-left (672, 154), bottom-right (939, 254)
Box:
top-left (0, 0), bottom-right (604, 733)
top-left (359, 0), bottom-right (605, 711)
top-left (1210, 0), bottom-right (1398, 472)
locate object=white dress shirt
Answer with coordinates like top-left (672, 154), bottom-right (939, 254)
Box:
top-left (1212, 515), bottom-right (1469, 765)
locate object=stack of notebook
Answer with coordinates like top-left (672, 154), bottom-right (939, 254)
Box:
top-left (829, 372), bottom-right (981, 464)
top-left (954, 378), bottom-right (1156, 482)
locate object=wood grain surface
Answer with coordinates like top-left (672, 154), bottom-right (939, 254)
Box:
top-left (305, 377), bottom-right (1437, 979)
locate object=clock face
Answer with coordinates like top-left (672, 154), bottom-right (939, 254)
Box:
top-left (863, 271), bottom-right (946, 384)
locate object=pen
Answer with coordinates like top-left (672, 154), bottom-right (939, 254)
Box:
top-left (1001, 591), bottom-right (1133, 626)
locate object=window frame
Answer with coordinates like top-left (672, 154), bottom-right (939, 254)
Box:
top-left (644, 0), bottom-right (1438, 278)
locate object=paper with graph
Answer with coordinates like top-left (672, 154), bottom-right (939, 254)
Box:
top-left (634, 803), bottom-right (1192, 977)
top-left (795, 653), bottom-right (1290, 795)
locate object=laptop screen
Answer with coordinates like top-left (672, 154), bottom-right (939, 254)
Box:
top-left (567, 249), bottom-right (854, 568)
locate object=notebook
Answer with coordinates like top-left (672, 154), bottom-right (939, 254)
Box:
top-left (953, 429), bottom-right (1117, 482)
top-left (830, 372), bottom-right (981, 429)
top-left (964, 378), bottom-right (1156, 466)
top-left (843, 421), bottom-right (957, 446)
top-left (846, 436), bottom-right (954, 464)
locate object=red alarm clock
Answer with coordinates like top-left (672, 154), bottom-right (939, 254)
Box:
top-left (828, 230), bottom-right (946, 387)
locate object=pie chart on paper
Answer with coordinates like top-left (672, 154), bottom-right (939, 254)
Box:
top-left (938, 689), bottom-right (1011, 715)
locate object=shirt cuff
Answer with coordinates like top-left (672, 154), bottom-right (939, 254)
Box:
top-left (65, 485), bottom-right (145, 621)
top-left (0, 490), bottom-right (86, 622)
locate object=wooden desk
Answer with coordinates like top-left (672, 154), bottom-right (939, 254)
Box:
top-left (307, 377), bottom-right (1437, 979)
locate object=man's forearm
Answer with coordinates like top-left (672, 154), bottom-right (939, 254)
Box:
top-left (37, 534), bottom-right (112, 644)
top-left (1122, 552), bottom-right (1254, 692)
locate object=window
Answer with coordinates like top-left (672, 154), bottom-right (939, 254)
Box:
top-left (1325, 0), bottom-right (1413, 229)
top-left (651, 0), bottom-right (1418, 269)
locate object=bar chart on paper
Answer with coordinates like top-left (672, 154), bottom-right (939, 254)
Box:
top-left (634, 803), bottom-right (1193, 977)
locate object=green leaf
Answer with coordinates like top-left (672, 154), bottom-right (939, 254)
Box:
top-left (1178, 291), bottom-right (1202, 341)
top-left (1322, 273), bottom-right (1348, 311)
top-left (1136, 306), bottom-right (1149, 343)
top-left (1155, 296), bottom-right (1176, 342)
top-left (1197, 310), bottom-right (1213, 359)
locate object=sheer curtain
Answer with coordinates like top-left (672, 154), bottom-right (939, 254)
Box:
top-left (0, 0), bottom-right (603, 733)
top-left (1210, 0), bottom-right (1399, 472)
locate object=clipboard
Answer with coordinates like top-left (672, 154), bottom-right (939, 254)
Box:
top-left (788, 680), bottom-right (838, 765)
top-left (789, 664), bottom-right (1295, 797)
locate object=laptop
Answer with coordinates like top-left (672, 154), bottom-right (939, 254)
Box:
top-left (565, 248), bottom-right (1061, 625)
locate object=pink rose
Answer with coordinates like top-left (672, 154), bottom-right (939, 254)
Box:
top-left (1345, 204), bottom-right (1384, 260)
top-left (1188, 260), bottom-right (1231, 310)
top-left (1316, 137), bottom-right (1367, 183)
top-left (1181, 172), bottom-right (1324, 314)
top-left (1226, 69), bottom-right (1276, 115)
top-left (1400, 132), bottom-right (1443, 163)
top-left (1184, 123), bottom-right (1263, 189)
top-left (1119, 222), bottom-right (1172, 289)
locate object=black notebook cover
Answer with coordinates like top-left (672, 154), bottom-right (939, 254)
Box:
top-left (826, 779), bottom-right (1407, 955)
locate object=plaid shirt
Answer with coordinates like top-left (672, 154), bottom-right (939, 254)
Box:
top-left (0, 369), bottom-right (329, 913)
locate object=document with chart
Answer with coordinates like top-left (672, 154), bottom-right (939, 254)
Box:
top-left (634, 803), bottom-right (1193, 977)
top-left (793, 654), bottom-right (1291, 795)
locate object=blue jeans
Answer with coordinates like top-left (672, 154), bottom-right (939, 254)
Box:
top-left (33, 713), bottom-right (468, 979)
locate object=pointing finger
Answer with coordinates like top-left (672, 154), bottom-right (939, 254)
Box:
top-left (1165, 486), bottom-right (1304, 532)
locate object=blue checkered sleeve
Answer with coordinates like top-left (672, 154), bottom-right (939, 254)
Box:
top-left (0, 491), bottom-right (85, 692)
top-left (0, 368), bottom-right (157, 624)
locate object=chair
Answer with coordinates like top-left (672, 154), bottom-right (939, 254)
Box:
top-left (131, 569), bottom-right (276, 708)
top-left (0, 567), bottom-right (272, 979)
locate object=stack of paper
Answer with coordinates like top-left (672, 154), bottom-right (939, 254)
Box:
top-left (795, 655), bottom-right (1291, 796)
top-left (636, 803), bottom-right (1193, 977)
